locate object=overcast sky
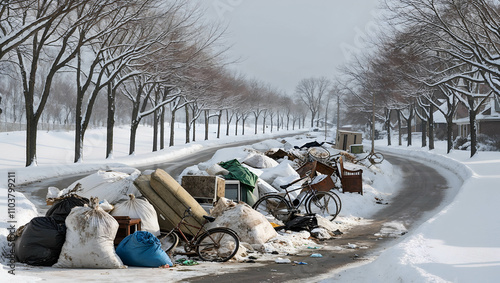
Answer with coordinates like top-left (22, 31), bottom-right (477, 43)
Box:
top-left (194, 0), bottom-right (383, 95)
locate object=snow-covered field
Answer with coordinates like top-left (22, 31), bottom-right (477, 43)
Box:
top-left (1, 124), bottom-right (499, 282)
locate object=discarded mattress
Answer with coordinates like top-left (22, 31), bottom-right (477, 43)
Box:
top-left (134, 169), bottom-right (206, 236)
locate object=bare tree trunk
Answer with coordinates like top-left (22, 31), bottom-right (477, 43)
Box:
top-left (421, 119), bottom-right (427, 148)
top-left (469, 103), bottom-right (477, 157)
top-left (429, 104), bottom-right (435, 150)
top-left (406, 104), bottom-right (414, 147)
top-left (446, 116), bottom-right (453, 154)
top-left (270, 115), bottom-right (273, 133)
top-left (397, 109), bottom-right (402, 146)
top-left (129, 96), bottom-right (141, 155)
top-left (152, 90), bottom-right (159, 152)
top-left (185, 105), bottom-right (190, 144)
top-left (242, 117), bottom-right (246, 135)
top-left (191, 108), bottom-right (196, 142)
top-left (160, 107), bottom-right (165, 150)
top-left (169, 109), bottom-right (176, 147)
top-left (254, 114), bottom-right (259, 134)
top-left (204, 110), bottom-right (209, 140)
top-left (75, 91), bottom-right (84, 162)
top-left (216, 110), bottom-right (222, 139)
top-left (106, 83), bottom-right (115, 159)
top-left (25, 116), bottom-right (38, 166)
top-left (226, 109), bottom-right (230, 136)
top-left (385, 108), bottom-right (392, 146)
top-left (235, 118), bottom-right (239, 136)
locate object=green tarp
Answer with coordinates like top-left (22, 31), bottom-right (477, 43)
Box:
top-left (219, 159), bottom-right (258, 193)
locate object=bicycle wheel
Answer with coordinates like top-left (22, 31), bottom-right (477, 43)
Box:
top-left (306, 191), bottom-right (339, 220)
top-left (369, 152), bottom-right (384, 164)
top-left (252, 194), bottom-right (292, 222)
top-left (329, 190), bottom-right (342, 217)
top-left (158, 231), bottom-right (179, 253)
top-left (196, 228), bottom-right (240, 262)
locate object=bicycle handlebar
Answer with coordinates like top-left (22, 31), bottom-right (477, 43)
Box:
top-left (183, 207), bottom-right (192, 218)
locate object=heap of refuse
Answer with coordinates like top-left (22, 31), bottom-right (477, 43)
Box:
top-left (14, 138), bottom-right (369, 269)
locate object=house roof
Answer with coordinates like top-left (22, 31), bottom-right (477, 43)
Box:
top-left (432, 101), bottom-right (449, 123)
top-left (455, 95), bottom-right (500, 124)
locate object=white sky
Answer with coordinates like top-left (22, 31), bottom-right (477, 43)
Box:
top-left (195, 0), bottom-right (382, 94)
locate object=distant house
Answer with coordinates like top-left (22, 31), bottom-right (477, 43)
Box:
top-left (454, 95), bottom-right (500, 138)
top-left (433, 96), bottom-right (500, 139)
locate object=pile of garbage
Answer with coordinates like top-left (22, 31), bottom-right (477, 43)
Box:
top-left (15, 169), bottom-right (170, 268)
top-left (14, 138), bottom-right (370, 269)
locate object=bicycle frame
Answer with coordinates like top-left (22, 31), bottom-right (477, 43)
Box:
top-left (167, 210), bottom-right (209, 250)
top-left (275, 176), bottom-right (323, 208)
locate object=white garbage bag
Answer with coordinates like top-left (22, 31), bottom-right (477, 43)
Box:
top-left (111, 194), bottom-right (160, 236)
top-left (56, 169), bottom-right (141, 204)
top-left (53, 198), bottom-right (125, 269)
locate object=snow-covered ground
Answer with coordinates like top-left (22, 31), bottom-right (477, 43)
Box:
top-left (1, 124), bottom-right (499, 282)
top-left (317, 138), bottom-right (500, 283)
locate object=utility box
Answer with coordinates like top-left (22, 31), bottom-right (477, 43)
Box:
top-left (350, 144), bottom-right (364, 154)
top-left (181, 175), bottom-right (225, 203)
top-left (336, 131), bottom-right (363, 151)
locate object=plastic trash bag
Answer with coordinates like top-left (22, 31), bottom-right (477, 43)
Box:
top-left (14, 217), bottom-right (66, 266)
top-left (45, 194), bottom-right (89, 223)
top-left (53, 198), bottom-right (125, 269)
top-left (284, 215), bottom-right (318, 232)
top-left (111, 194), bottom-right (160, 236)
top-left (116, 231), bottom-right (172, 267)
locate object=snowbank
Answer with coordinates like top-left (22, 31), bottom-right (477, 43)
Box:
top-left (317, 141), bottom-right (500, 282)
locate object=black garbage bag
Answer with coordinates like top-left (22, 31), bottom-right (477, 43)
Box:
top-left (46, 195), bottom-right (89, 223)
top-left (284, 215), bottom-right (318, 232)
top-left (14, 217), bottom-right (66, 266)
top-left (296, 141), bottom-right (324, 149)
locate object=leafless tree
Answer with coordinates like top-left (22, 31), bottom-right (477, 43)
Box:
top-left (0, 0), bottom-right (85, 60)
top-left (15, 0), bottom-right (117, 166)
top-left (295, 77), bottom-right (331, 128)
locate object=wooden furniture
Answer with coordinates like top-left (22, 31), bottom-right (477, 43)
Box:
top-left (295, 160), bottom-right (339, 192)
top-left (113, 216), bottom-right (141, 245)
top-left (339, 156), bottom-right (363, 195)
top-left (181, 175), bottom-right (225, 203)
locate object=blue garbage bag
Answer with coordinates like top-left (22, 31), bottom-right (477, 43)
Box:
top-left (116, 231), bottom-right (172, 267)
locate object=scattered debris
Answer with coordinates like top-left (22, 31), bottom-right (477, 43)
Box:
top-left (275, 258), bottom-right (291, 264)
top-left (346, 243), bottom-right (358, 249)
top-left (176, 258), bottom-right (199, 266)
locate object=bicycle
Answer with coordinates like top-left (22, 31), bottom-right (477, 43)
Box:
top-left (158, 207), bottom-right (240, 262)
top-left (252, 175), bottom-right (341, 222)
top-left (355, 151), bottom-right (384, 165)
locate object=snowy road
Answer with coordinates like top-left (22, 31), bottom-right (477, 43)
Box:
top-left (13, 141), bottom-right (462, 282)
top-left (185, 152), bottom-right (460, 282)
top-left (16, 134), bottom-right (298, 212)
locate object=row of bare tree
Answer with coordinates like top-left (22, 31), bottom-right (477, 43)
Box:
top-left (0, 0), bottom-right (310, 167)
top-left (338, 0), bottom-right (500, 157)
